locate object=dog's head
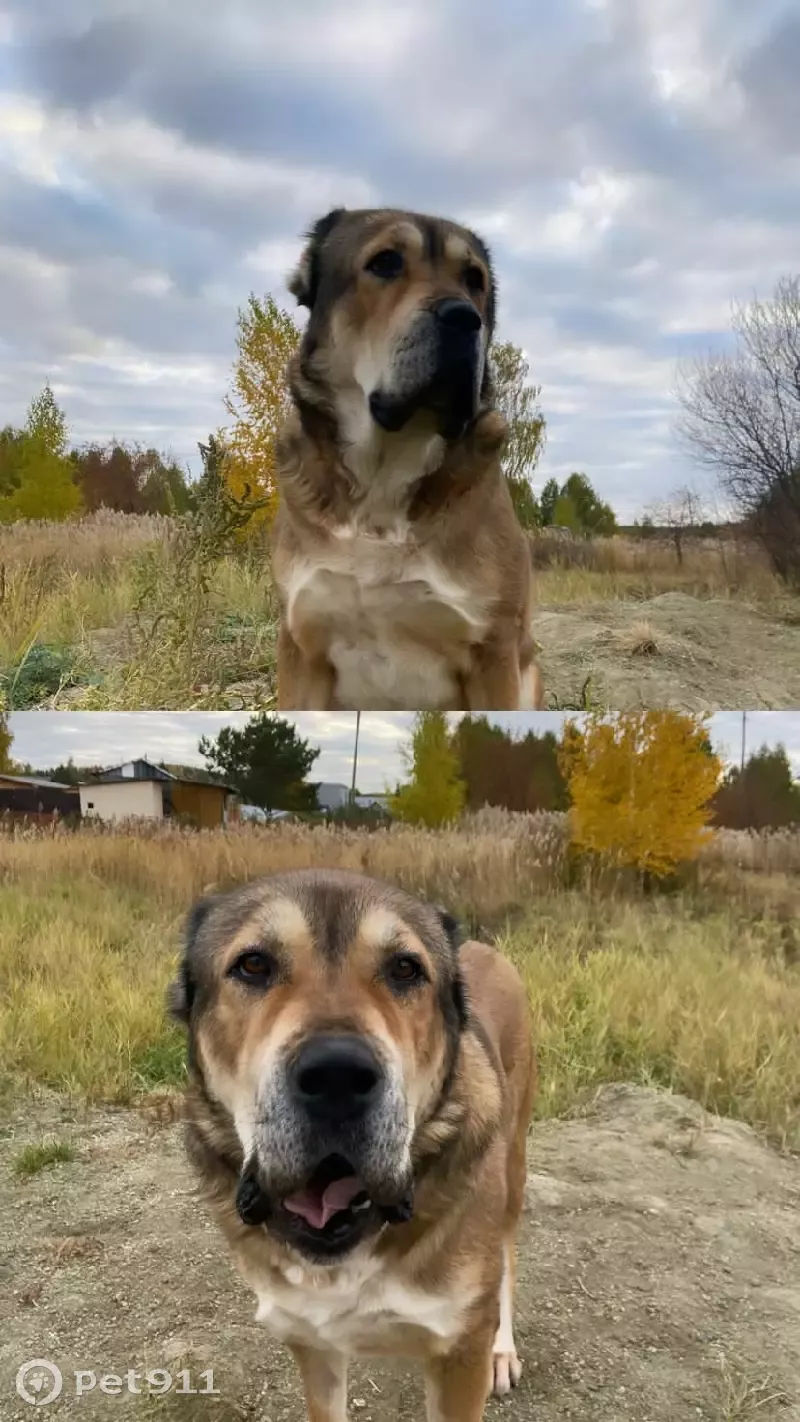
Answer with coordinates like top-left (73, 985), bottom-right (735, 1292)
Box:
top-left (170, 870), bottom-right (467, 1263)
top-left (288, 207), bottom-right (497, 442)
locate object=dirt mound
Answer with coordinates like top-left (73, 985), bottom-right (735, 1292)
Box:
top-left (1, 1085), bottom-right (798, 1420)
top-left (537, 592), bottom-right (800, 710)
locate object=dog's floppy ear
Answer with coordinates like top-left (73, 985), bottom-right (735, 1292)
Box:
top-left (436, 906), bottom-right (462, 950)
top-left (167, 895), bottom-right (216, 1025)
top-left (288, 207), bottom-right (346, 308)
top-left (434, 906), bottom-right (469, 1029)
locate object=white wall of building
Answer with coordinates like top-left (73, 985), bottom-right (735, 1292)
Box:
top-left (79, 780), bottom-right (164, 822)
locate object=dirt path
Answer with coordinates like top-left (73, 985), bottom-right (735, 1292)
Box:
top-left (536, 592), bottom-right (800, 711)
top-left (1, 1085), bottom-right (798, 1421)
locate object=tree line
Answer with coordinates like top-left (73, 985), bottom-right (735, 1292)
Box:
top-left (2, 302), bottom-right (617, 537)
top-left (0, 384), bottom-right (196, 522)
top-left (6, 711), bottom-right (800, 839)
top-left (3, 268), bottom-right (798, 577)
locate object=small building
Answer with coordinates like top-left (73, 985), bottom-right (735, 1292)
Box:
top-left (316, 782), bottom-right (351, 812)
top-left (0, 774), bottom-right (80, 825)
top-left (79, 759), bottom-right (238, 827)
top-left (239, 805), bottom-right (297, 824)
top-left (354, 793), bottom-right (390, 813)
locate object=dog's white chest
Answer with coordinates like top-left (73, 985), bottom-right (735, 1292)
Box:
top-left (254, 1255), bottom-right (466, 1357)
top-left (285, 525), bottom-right (489, 710)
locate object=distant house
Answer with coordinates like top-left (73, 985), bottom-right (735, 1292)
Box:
top-left (315, 783), bottom-right (390, 817)
top-left (354, 793), bottom-right (390, 813)
top-left (316, 782), bottom-right (351, 811)
top-left (0, 774), bottom-right (80, 825)
top-left (79, 759), bottom-right (239, 827)
top-left (239, 804), bottom-right (297, 824)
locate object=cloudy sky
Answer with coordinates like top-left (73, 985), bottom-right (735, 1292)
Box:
top-left (1, 1), bottom-right (798, 519)
top-left (9, 711), bottom-right (800, 786)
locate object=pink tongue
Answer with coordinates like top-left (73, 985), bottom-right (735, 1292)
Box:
top-left (284, 1176), bottom-right (364, 1230)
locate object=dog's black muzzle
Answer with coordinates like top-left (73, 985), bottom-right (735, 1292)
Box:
top-left (369, 298), bottom-right (484, 441)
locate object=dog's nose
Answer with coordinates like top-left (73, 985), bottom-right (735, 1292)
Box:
top-left (291, 1035), bottom-right (382, 1122)
top-left (432, 297), bottom-right (482, 334)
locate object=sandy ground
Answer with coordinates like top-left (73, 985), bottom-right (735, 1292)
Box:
top-left (1, 1085), bottom-right (799, 1421)
top-left (536, 592), bottom-right (800, 711)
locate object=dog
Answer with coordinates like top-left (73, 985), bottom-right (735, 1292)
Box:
top-left (271, 207), bottom-right (543, 711)
top-left (169, 868), bottom-right (536, 1421)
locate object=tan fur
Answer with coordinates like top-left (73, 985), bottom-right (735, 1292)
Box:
top-left (177, 872), bottom-right (536, 1422)
top-left (272, 208), bottom-right (544, 711)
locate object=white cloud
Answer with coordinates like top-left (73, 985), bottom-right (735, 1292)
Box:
top-left (0, 0), bottom-right (797, 516)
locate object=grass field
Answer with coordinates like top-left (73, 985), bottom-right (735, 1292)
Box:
top-left (1, 818), bottom-right (798, 1151)
top-left (2, 512), bottom-right (798, 710)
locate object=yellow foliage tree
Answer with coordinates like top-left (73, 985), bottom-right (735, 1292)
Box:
top-left (389, 712), bottom-right (466, 828)
top-left (559, 711), bottom-right (722, 877)
top-left (222, 294), bottom-right (301, 536)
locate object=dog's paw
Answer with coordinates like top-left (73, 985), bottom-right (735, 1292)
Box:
top-left (492, 1348), bottom-right (522, 1395)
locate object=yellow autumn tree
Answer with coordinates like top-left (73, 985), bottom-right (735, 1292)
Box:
top-left (222, 294), bottom-right (301, 536)
top-left (389, 712), bottom-right (466, 828)
top-left (559, 710), bottom-right (722, 877)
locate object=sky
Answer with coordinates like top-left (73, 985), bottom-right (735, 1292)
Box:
top-left (1, 1), bottom-right (798, 520)
top-left (8, 711), bottom-right (800, 788)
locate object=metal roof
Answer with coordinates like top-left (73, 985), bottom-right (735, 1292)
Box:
top-left (0, 774), bottom-right (78, 791)
top-left (84, 759), bottom-right (237, 794)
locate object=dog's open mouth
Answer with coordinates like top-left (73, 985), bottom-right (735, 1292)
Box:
top-left (283, 1154), bottom-right (371, 1235)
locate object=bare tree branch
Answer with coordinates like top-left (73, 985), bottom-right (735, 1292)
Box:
top-left (675, 275), bottom-right (800, 583)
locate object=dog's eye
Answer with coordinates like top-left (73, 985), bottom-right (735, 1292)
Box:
top-left (230, 950), bottom-right (275, 986)
top-left (365, 249), bottom-right (404, 280)
top-left (385, 953), bottom-right (427, 988)
top-left (464, 264), bottom-right (485, 294)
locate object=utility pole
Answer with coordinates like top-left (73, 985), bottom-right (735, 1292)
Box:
top-left (350, 712), bottom-right (361, 807)
top-left (740, 710), bottom-right (747, 773)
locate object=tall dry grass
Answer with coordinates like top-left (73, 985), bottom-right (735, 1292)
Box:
top-left (2, 515), bottom-right (797, 708)
top-left (0, 513), bottom-right (278, 709)
top-left (529, 532), bottom-right (786, 606)
top-left (0, 820), bottom-right (798, 1148)
top-left (0, 510), bottom-right (175, 576)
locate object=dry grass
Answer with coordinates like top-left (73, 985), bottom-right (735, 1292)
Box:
top-left (0, 820), bottom-right (798, 1150)
top-left (715, 1354), bottom-right (791, 1420)
top-left (0, 512), bottom-right (278, 709)
top-left (529, 532), bottom-right (787, 607)
top-left (2, 515), bottom-right (797, 709)
top-left (621, 618), bottom-right (660, 656)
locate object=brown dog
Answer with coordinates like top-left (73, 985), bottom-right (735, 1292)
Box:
top-left (169, 869), bottom-right (536, 1421)
top-left (271, 207), bottom-right (543, 711)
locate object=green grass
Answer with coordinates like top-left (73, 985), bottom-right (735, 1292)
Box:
top-left (13, 1138), bottom-right (76, 1176)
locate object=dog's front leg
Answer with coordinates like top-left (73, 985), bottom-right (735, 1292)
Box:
top-left (424, 1328), bottom-right (495, 1422)
top-left (276, 625), bottom-right (336, 710)
top-left (289, 1344), bottom-right (348, 1422)
top-left (462, 639), bottom-right (521, 711)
